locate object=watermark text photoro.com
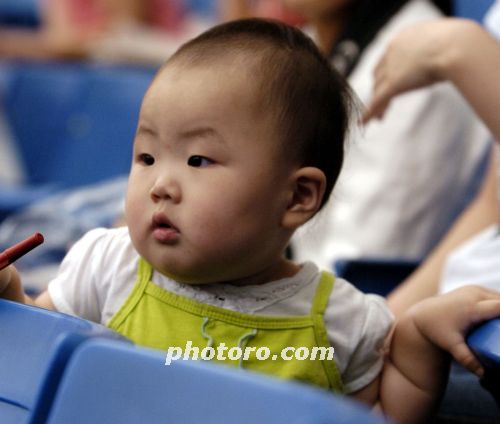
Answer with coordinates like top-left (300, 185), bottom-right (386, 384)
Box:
top-left (164, 341), bottom-right (335, 365)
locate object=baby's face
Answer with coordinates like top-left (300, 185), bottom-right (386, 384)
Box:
top-left (125, 62), bottom-right (295, 285)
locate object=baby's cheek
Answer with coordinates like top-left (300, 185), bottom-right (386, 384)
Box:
top-left (189, 212), bottom-right (241, 253)
top-left (189, 216), bottom-right (224, 248)
top-left (187, 192), bottom-right (257, 245)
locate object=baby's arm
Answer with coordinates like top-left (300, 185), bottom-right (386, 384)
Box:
top-left (377, 286), bottom-right (500, 423)
top-left (0, 265), bottom-right (56, 309)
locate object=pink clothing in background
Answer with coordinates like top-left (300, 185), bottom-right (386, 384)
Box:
top-left (45, 0), bottom-right (188, 34)
top-left (147, 0), bottom-right (188, 33)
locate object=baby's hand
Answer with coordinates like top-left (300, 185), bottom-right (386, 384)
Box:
top-left (0, 265), bottom-right (14, 297)
top-left (409, 285), bottom-right (500, 376)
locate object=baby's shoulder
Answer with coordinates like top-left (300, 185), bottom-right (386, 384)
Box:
top-left (326, 274), bottom-right (393, 333)
top-left (80, 226), bottom-right (130, 245)
top-left (76, 226), bottom-right (131, 254)
top-left (70, 226), bottom-right (137, 274)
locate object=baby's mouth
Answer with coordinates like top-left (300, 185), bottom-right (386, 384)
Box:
top-left (152, 212), bottom-right (176, 228)
top-left (156, 222), bottom-right (172, 229)
top-left (152, 212), bottom-right (179, 242)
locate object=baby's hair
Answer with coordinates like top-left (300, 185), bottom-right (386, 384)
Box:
top-left (164, 18), bottom-right (355, 209)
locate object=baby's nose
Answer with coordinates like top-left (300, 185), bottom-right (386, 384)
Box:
top-left (150, 177), bottom-right (181, 203)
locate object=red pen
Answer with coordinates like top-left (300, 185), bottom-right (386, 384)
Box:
top-left (0, 232), bottom-right (44, 270)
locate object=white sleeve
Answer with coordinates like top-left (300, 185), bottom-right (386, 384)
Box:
top-left (325, 279), bottom-right (394, 394)
top-left (47, 228), bottom-right (112, 323)
top-left (439, 224), bottom-right (500, 294)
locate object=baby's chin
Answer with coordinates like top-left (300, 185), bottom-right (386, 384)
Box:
top-left (157, 265), bottom-right (261, 287)
top-left (157, 266), bottom-right (223, 286)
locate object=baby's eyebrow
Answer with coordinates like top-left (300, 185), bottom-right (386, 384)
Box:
top-left (179, 127), bottom-right (226, 145)
top-left (135, 124), bottom-right (157, 137)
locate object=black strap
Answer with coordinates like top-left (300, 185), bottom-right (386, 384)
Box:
top-left (330, 0), bottom-right (411, 76)
top-left (328, 0), bottom-right (451, 77)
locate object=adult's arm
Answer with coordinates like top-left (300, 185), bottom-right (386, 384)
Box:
top-left (364, 19), bottom-right (500, 142)
top-left (387, 147), bottom-right (499, 318)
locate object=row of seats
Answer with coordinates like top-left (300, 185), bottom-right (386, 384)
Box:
top-left (0, 299), bottom-right (387, 424)
top-left (1, 298), bottom-right (498, 423)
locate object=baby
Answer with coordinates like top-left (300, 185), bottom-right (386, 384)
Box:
top-left (1, 18), bottom-right (499, 424)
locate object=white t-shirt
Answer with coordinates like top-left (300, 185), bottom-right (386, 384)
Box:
top-left (439, 224), bottom-right (500, 294)
top-left (293, 0), bottom-right (489, 268)
top-left (48, 227), bottom-right (393, 394)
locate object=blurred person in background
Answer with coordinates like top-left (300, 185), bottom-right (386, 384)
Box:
top-left (280, 0), bottom-right (491, 273)
top-left (362, 6), bottom-right (500, 318)
top-left (361, 3), bottom-right (500, 422)
top-left (219, 0), bottom-right (305, 25)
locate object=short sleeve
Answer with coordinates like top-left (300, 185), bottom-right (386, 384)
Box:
top-left (324, 279), bottom-right (394, 394)
top-left (48, 228), bottom-right (111, 322)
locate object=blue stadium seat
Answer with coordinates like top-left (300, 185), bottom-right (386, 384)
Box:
top-left (44, 338), bottom-right (388, 424)
top-left (334, 258), bottom-right (419, 296)
top-left (0, 60), bottom-right (156, 220)
top-left (2, 61), bottom-right (155, 188)
top-left (0, 299), bottom-right (126, 424)
top-left (0, 0), bottom-right (40, 27)
top-left (453, 0), bottom-right (495, 22)
top-left (467, 318), bottom-right (500, 406)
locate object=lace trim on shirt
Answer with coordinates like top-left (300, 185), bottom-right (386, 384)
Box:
top-left (152, 262), bottom-right (319, 314)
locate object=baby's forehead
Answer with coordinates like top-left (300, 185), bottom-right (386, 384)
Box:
top-left (144, 58), bottom-right (278, 120)
top-left (147, 48), bottom-right (286, 126)
top-left (152, 56), bottom-right (270, 107)
top-left (161, 50), bottom-right (264, 80)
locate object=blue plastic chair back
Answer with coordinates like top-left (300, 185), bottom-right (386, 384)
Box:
top-left (0, 299), bottom-right (125, 424)
top-left (2, 61), bottom-right (156, 189)
top-left (453, 0), bottom-right (495, 21)
top-left (45, 338), bottom-right (388, 424)
top-left (467, 318), bottom-right (500, 406)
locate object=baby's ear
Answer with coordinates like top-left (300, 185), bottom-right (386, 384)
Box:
top-left (282, 167), bottom-right (326, 229)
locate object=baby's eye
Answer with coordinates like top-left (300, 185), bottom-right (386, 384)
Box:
top-left (138, 153), bottom-right (155, 166)
top-left (187, 155), bottom-right (214, 168)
